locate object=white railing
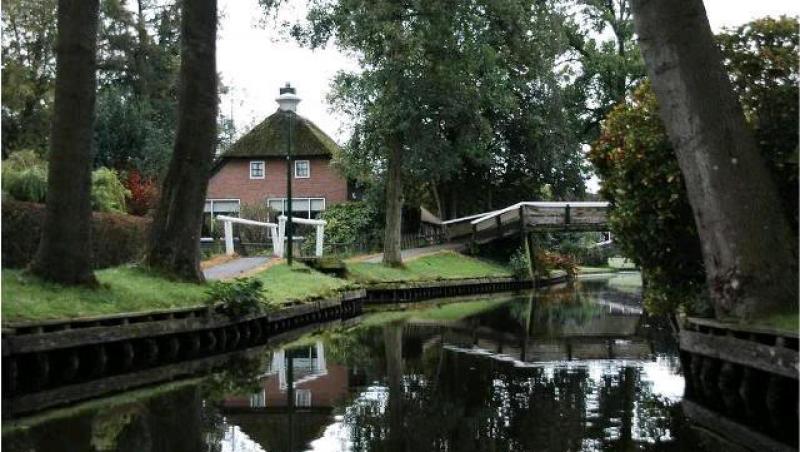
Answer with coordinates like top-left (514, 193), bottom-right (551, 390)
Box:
top-left (215, 214), bottom-right (327, 258)
top-left (278, 215), bottom-right (326, 258)
top-left (216, 215), bottom-right (280, 257)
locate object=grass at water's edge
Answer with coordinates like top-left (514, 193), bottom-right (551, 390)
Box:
top-left (1, 266), bottom-right (211, 323)
top-left (1, 252), bottom-right (516, 324)
top-left (346, 251), bottom-right (512, 283)
top-left (751, 312), bottom-right (799, 334)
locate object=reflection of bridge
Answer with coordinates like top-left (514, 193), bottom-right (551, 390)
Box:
top-left (404, 315), bottom-right (653, 363)
top-left (442, 201), bottom-right (609, 244)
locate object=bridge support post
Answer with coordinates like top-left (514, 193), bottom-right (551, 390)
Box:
top-left (525, 232), bottom-right (537, 282)
top-left (223, 220), bottom-right (234, 256)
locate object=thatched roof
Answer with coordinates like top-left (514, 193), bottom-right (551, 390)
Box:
top-left (222, 110), bottom-right (340, 159)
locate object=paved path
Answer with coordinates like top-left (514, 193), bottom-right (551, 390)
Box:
top-left (360, 242), bottom-right (467, 264)
top-left (203, 256), bottom-right (272, 281)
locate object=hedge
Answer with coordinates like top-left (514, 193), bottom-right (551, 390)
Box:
top-left (2, 200), bottom-right (151, 269)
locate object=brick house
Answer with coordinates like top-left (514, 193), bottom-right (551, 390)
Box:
top-left (204, 87), bottom-right (347, 237)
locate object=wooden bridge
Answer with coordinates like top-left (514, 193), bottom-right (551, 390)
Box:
top-left (441, 201), bottom-right (609, 244)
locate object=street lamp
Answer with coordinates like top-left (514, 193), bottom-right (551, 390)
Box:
top-left (276, 83), bottom-right (301, 265)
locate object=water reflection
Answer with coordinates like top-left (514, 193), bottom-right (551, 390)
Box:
top-left (3, 274), bottom-right (701, 451)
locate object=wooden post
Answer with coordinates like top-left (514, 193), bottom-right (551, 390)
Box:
top-left (526, 232), bottom-right (537, 282)
top-left (277, 215), bottom-right (286, 258)
top-left (224, 220), bottom-right (234, 256)
top-left (495, 216), bottom-right (502, 240)
top-left (315, 224), bottom-right (324, 257)
top-left (564, 203), bottom-right (571, 225)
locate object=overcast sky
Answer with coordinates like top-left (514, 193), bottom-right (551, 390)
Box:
top-left (217, 0), bottom-right (799, 145)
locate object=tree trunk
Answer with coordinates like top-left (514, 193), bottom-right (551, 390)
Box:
top-left (630, 0), bottom-right (798, 319)
top-left (29, 0), bottom-right (100, 286)
top-left (145, 0), bottom-right (217, 282)
top-left (383, 137), bottom-right (403, 266)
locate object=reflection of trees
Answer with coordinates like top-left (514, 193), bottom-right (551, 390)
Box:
top-left (4, 383), bottom-right (222, 452)
top-left (336, 343), bottom-right (687, 451)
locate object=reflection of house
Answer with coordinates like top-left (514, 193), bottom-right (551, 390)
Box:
top-left (222, 342), bottom-right (352, 451)
top-left (223, 342), bottom-right (349, 411)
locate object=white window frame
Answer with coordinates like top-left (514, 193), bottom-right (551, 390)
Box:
top-left (202, 198), bottom-right (241, 240)
top-left (250, 160), bottom-right (265, 179)
top-left (267, 197), bottom-right (326, 218)
top-left (294, 160), bottom-right (310, 179)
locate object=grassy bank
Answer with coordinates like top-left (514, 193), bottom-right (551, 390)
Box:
top-left (1, 251), bottom-right (513, 324)
top-left (1, 262), bottom-right (352, 324)
top-left (346, 251), bottom-right (512, 284)
top-left (251, 262), bottom-right (352, 305)
top-left (2, 266), bottom-right (211, 323)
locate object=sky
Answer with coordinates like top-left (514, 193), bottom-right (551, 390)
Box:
top-left (217, 0), bottom-right (799, 152)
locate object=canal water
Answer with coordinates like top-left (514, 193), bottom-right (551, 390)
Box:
top-left (3, 273), bottom-right (705, 451)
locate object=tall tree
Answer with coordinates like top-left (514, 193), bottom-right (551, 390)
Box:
top-left (629, 0), bottom-right (797, 318)
top-left (145, 0), bottom-right (217, 281)
top-left (29, 0), bottom-right (101, 285)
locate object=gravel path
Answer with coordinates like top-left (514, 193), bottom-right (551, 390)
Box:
top-left (203, 256), bottom-right (272, 281)
top-left (360, 243), bottom-right (467, 264)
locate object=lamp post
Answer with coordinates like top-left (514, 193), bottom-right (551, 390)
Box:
top-left (276, 83), bottom-right (301, 265)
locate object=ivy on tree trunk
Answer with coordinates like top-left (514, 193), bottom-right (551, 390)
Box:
top-left (146, 0), bottom-right (217, 282)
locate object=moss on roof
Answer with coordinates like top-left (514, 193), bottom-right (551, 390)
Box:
top-left (223, 109), bottom-right (340, 158)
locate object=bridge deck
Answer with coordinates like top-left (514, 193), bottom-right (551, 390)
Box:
top-left (443, 201), bottom-right (609, 243)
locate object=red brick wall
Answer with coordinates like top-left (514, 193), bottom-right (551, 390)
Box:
top-left (206, 157), bottom-right (348, 208)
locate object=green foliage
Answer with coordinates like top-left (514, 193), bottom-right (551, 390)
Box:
top-left (590, 82), bottom-right (706, 314)
top-left (716, 16), bottom-right (799, 227)
top-left (321, 201), bottom-right (381, 248)
top-left (281, 0), bottom-right (586, 220)
top-left (206, 278), bottom-right (266, 318)
top-left (1, 150), bottom-right (48, 202)
top-left (508, 247), bottom-right (531, 279)
top-left (91, 167), bottom-right (131, 213)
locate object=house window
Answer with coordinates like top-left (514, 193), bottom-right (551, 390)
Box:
top-left (294, 160), bottom-right (310, 178)
top-left (250, 160), bottom-right (265, 179)
top-left (202, 199), bottom-right (241, 238)
top-left (267, 197), bottom-right (326, 220)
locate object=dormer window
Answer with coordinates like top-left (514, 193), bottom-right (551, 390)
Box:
top-left (295, 160), bottom-right (310, 178)
top-left (250, 160), bottom-right (265, 179)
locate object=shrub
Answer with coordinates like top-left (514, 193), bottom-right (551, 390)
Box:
top-left (318, 201), bottom-right (382, 255)
top-left (206, 278), bottom-right (266, 318)
top-left (1, 150), bottom-right (48, 203)
top-left (590, 82), bottom-right (706, 314)
top-left (91, 167), bottom-right (131, 213)
top-left (508, 247), bottom-right (530, 279)
top-left (2, 200), bottom-right (150, 269)
top-left (124, 169), bottom-right (158, 216)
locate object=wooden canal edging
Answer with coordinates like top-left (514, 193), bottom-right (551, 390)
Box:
top-left (678, 316), bottom-right (799, 449)
top-left (362, 274), bottom-right (566, 305)
top-left (2, 273), bottom-right (566, 417)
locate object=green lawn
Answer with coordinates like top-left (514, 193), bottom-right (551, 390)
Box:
top-left (2, 266), bottom-right (211, 323)
top-left (346, 251), bottom-right (512, 284)
top-left (251, 262), bottom-right (352, 305)
top-left (2, 262), bottom-right (352, 323)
